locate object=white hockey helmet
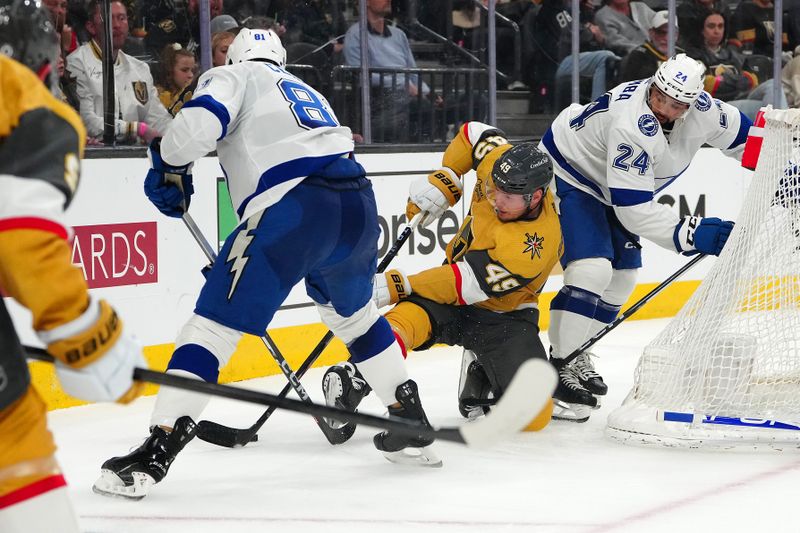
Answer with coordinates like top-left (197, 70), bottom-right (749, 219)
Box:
top-left (651, 53), bottom-right (705, 106)
top-left (226, 28), bottom-right (286, 68)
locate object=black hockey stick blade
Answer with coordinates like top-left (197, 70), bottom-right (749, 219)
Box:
top-left (196, 330), bottom-right (335, 447)
top-left (26, 347), bottom-right (556, 448)
top-left (194, 217), bottom-right (421, 448)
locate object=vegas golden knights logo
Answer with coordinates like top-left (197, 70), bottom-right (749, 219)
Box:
top-left (132, 81), bottom-right (149, 105)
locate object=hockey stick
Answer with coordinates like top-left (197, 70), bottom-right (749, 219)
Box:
top-left (25, 346), bottom-right (557, 448)
top-left (197, 217), bottom-right (421, 447)
top-left (557, 253), bottom-right (707, 368)
top-left (179, 212), bottom-right (348, 445)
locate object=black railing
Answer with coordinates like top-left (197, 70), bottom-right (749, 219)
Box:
top-left (328, 65), bottom-right (489, 144)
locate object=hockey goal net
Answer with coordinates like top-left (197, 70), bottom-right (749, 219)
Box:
top-left (607, 108), bottom-right (800, 450)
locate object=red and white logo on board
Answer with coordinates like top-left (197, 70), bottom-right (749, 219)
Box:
top-left (71, 222), bottom-right (158, 288)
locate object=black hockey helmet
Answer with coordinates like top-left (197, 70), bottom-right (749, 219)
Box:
top-left (0, 0), bottom-right (58, 85)
top-left (491, 142), bottom-right (553, 200)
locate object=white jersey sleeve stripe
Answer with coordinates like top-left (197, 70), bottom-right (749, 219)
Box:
top-left (541, 129), bottom-right (606, 199)
top-left (182, 95), bottom-right (231, 140)
top-left (454, 262), bottom-right (491, 305)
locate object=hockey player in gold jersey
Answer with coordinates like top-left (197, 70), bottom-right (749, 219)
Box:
top-left (0, 1), bottom-right (146, 531)
top-left (323, 122), bottom-right (562, 436)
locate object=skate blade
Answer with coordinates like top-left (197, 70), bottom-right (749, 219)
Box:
top-left (382, 445), bottom-right (443, 468)
top-left (551, 400), bottom-right (590, 423)
top-left (592, 396), bottom-right (602, 410)
top-left (92, 469), bottom-right (155, 501)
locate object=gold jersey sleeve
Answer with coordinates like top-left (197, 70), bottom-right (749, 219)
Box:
top-left (441, 121), bottom-right (510, 176)
top-left (0, 55), bottom-right (90, 340)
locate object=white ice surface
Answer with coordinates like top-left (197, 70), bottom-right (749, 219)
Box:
top-left (50, 319), bottom-right (800, 533)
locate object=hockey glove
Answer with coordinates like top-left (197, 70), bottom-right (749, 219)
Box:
top-left (144, 138), bottom-right (194, 218)
top-left (673, 216), bottom-right (734, 256)
top-left (39, 298), bottom-right (147, 404)
top-left (406, 168), bottom-right (463, 227)
top-left (373, 269), bottom-right (412, 308)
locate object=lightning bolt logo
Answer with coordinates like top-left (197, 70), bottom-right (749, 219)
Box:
top-left (225, 211), bottom-right (263, 300)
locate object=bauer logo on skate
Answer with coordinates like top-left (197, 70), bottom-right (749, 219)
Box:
top-left (71, 222), bottom-right (158, 288)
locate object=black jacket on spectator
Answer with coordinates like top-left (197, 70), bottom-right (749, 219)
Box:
top-left (283, 0), bottom-right (345, 47)
top-left (144, 0), bottom-right (199, 57)
top-left (524, 0), bottom-right (603, 84)
top-left (730, 1), bottom-right (791, 55)
top-left (619, 41), bottom-right (678, 83)
top-left (685, 43), bottom-right (758, 101)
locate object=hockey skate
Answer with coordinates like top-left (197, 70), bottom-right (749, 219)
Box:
top-left (457, 349), bottom-right (493, 419)
top-left (551, 358), bottom-right (597, 423)
top-left (93, 416), bottom-right (197, 500)
top-left (573, 351), bottom-right (607, 397)
top-left (374, 379), bottom-right (442, 468)
top-left (321, 361), bottom-right (372, 444)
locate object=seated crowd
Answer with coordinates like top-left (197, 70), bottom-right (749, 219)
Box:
top-left (44, 0), bottom-right (800, 145)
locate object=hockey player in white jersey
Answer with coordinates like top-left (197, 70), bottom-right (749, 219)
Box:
top-left (93, 28), bottom-right (437, 500)
top-left (539, 54), bottom-right (748, 421)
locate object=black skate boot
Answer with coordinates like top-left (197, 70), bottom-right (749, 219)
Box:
top-left (373, 380), bottom-right (442, 467)
top-left (92, 416), bottom-right (197, 500)
top-left (458, 350), bottom-right (493, 419)
top-left (551, 358), bottom-right (597, 423)
top-left (574, 351), bottom-right (608, 396)
top-left (321, 361), bottom-right (372, 444)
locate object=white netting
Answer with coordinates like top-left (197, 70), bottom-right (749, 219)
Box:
top-left (607, 108), bottom-right (800, 450)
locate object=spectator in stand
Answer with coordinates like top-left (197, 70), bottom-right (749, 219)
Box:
top-left (677, 0), bottom-right (726, 50)
top-left (212, 30), bottom-right (236, 67)
top-left (144, 0), bottom-right (224, 57)
top-left (210, 14), bottom-right (238, 35)
top-left (54, 37), bottom-right (80, 110)
top-left (67, 0), bottom-right (172, 144)
top-left (783, 46), bottom-right (800, 108)
top-left (685, 11), bottom-right (757, 101)
top-left (156, 44), bottom-right (196, 111)
top-left (730, 0), bottom-right (792, 56)
top-left (687, 10), bottom-right (787, 118)
top-left (595, 0), bottom-right (655, 57)
top-left (451, 0), bottom-right (529, 89)
top-left (550, 0), bottom-right (621, 105)
top-left (66, 0), bottom-right (85, 42)
top-left (43, 0), bottom-right (77, 54)
top-left (619, 10), bottom-right (679, 82)
top-left (283, 0), bottom-right (346, 50)
top-left (344, 0), bottom-right (441, 142)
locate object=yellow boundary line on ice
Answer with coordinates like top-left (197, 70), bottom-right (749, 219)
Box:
top-left (32, 280), bottom-right (700, 410)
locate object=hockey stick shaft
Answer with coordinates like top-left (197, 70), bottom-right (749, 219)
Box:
top-left (559, 253), bottom-right (707, 367)
top-left (25, 346), bottom-right (557, 447)
top-left (179, 213), bottom-right (340, 442)
top-left (196, 216), bottom-right (420, 447)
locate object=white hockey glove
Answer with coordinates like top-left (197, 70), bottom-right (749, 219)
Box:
top-left (38, 297), bottom-right (147, 404)
top-left (406, 168), bottom-right (463, 227)
top-left (373, 269), bottom-right (412, 308)
top-left (673, 216), bottom-right (735, 256)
